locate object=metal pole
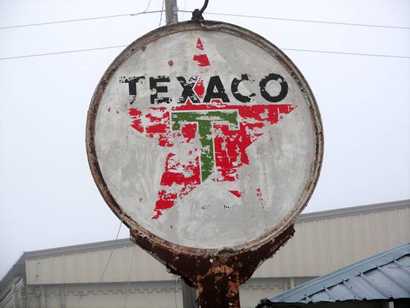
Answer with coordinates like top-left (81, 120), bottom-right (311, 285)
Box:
top-left (197, 271), bottom-right (241, 308)
top-left (182, 282), bottom-right (198, 308)
top-left (165, 5), bottom-right (198, 307)
top-left (165, 3), bottom-right (239, 307)
top-left (165, 0), bottom-right (178, 25)
top-left (166, 4), bottom-right (199, 307)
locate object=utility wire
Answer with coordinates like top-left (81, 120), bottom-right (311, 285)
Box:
top-left (76, 221), bottom-right (123, 304)
top-left (178, 10), bottom-right (410, 30)
top-left (0, 9), bottom-right (409, 31)
top-left (0, 44), bottom-right (127, 60)
top-left (0, 44), bottom-right (408, 61)
top-left (159, 0), bottom-right (165, 26)
top-left (99, 221), bottom-right (123, 282)
top-left (284, 48), bottom-right (410, 59)
top-left (0, 10), bottom-right (163, 31)
top-left (143, 0), bottom-right (154, 12)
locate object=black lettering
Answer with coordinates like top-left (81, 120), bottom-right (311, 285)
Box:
top-left (231, 74), bottom-right (255, 103)
top-left (177, 76), bottom-right (200, 104)
top-left (120, 76), bottom-right (145, 104)
top-left (150, 75), bottom-right (171, 104)
top-left (204, 76), bottom-right (230, 103)
top-left (259, 73), bottom-right (288, 102)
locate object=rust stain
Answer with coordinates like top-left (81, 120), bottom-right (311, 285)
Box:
top-left (130, 224), bottom-right (294, 308)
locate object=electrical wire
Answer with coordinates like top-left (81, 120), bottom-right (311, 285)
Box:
top-left (0, 44), bottom-right (127, 60)
top-left (0, 5), bottom-right (408, 62)
top-left (159, 0), bottom-right (165, 26)
top-left (143, 0), bottom-right (154, 12)
top-left (284, 48), bottom-right (410, 59)
top-left (0, 9), bottom-right (408, 31)
top-left (99, 221), bottom-right (123, 282)
top-left (178, 10), bottom-right (410, 30)
top-left (0, 44), bottom-right (408, 61)
top-left (0, 10), bottom-right (164, 31)
top-left (75, 221), bottom-right (123, 305)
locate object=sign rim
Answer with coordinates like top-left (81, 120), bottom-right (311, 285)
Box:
top-left (86, 20), bottom-right (323, 254)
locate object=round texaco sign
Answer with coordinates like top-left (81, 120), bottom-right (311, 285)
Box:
top-left (87, 21), bottom-right (323, 250)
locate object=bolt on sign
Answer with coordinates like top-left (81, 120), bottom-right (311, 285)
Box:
top-left (87, 21), bottom-right (323, 308)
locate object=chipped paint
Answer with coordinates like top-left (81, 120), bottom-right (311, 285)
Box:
top-left (129, 102), bottom-right (294, 218)
top-left (86, 20), bottom-right (323, 308)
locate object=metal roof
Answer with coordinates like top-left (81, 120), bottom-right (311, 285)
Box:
top-left (258, 243), bottom-right (410, 306)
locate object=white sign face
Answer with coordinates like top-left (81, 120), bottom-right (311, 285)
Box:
top-left (88, 22), bottom-right (322, 249)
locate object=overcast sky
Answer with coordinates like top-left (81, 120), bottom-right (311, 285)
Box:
top-left (0, 0), bottom-right (409, 279)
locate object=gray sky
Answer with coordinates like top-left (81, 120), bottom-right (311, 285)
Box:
top-left (0, 0), bottom-right (409, 279)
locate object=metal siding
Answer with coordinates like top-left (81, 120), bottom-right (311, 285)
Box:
top-left (256, 206), bottom-right (410, 278)
top-left (26, 245), bottom-right (175, 284)
top-left (26, 282), bottom-right (184, 308)
top-left (23, 203), bottom-right (410, 285)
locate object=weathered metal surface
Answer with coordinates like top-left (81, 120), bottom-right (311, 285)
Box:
top-left (259, 243), bottom-right (410, 307)
top-left (130, 223), bottom-right (294, 307)
top-left (86, 20), bottom-right (323, 307)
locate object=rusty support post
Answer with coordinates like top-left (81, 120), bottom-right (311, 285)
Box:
top-left (197, 265), bottom-right (241, 308)
top-left (130, 225), bottom-right (295, 308)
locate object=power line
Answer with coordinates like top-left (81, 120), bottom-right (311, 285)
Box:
top-left (179, 9), bottom-right (410, 30)
top-left (159, 0), bottom-right (165, 26)
top-left (143, 0), bottom-right (154, 12)
top-left (0, 44), bottom-right (127, 60)
top-left (0, 44), bottom-right (408, 61)
top-left (0, 9), bottom-right (409, 32)
top-left (77, 222), bottom-right (123, 303)
top-left (284, 48), bottom-right (410, 59)
top-left (0, 10), bottom-right (163, 31)
top-left (99, 222), bottom-right (123, 282)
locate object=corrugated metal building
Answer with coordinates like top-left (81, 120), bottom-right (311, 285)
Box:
top-left (1, 199), bottom-right (409, 308)
top-left (258, 243), bottom-right (410, 308)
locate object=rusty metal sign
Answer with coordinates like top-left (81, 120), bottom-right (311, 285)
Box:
top-left (87, 20), bottom-right (323, 307)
